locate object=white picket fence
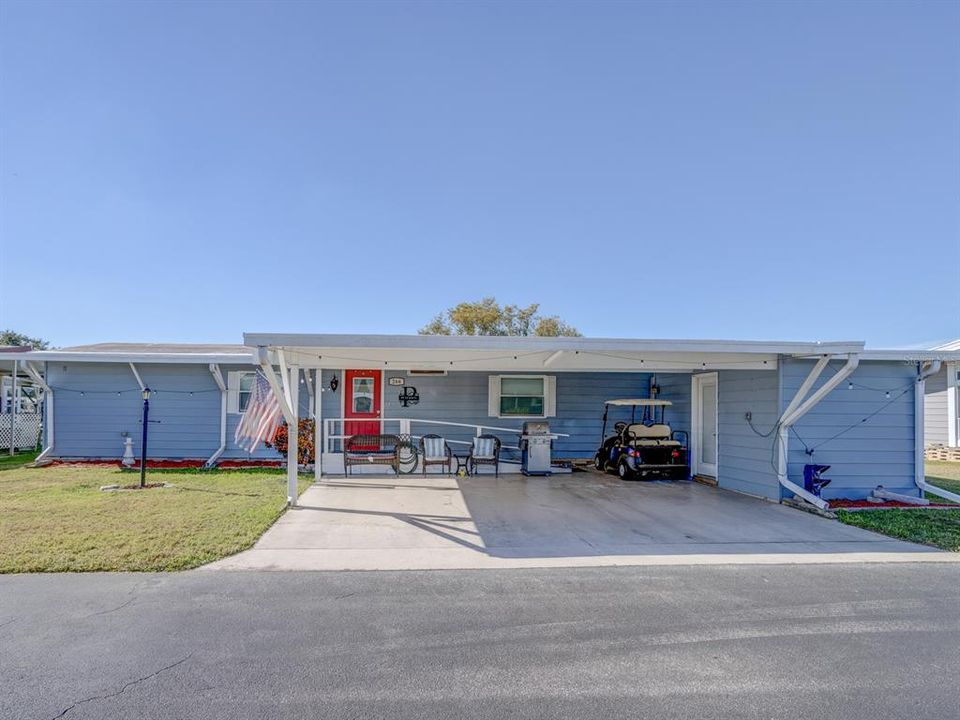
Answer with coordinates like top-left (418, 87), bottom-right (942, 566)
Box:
top-left (0, 413), bottom-right (42, 451)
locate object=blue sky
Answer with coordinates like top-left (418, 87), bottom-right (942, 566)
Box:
top-left (1, 0), bottom-right (957, 349)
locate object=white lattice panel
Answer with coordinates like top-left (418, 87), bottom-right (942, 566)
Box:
top-left (0, 413), bottom-right (42, 450)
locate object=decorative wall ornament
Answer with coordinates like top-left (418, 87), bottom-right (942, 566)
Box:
top-left (398, 386), bottom-right (419, 407)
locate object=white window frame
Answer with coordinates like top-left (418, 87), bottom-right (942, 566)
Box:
top-left (227, 371), bottom-right (256, 414)
top-left (488, 375), bottom-right (556, 419)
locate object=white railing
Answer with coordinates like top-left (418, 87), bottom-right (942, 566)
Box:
top-left (323, 417), bottom-right (568, 454)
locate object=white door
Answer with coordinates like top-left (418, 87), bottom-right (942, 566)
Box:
top-left (692, 373), bottom-right (718, 478)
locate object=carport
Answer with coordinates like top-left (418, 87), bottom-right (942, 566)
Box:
top-left (207, 470), bottom-right (949, 571)
top-left (245, 333), bottom-right (867, 510)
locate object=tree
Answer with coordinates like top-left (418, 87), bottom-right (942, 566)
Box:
top-left (0, 330), bottom-right (49, 349)
top-left (419, 298), bottom-right (581, 337)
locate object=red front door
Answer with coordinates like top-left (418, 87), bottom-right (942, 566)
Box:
top-left (344, 369), bottom-right (382, 439)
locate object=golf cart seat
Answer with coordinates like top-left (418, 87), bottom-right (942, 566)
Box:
top-left (624, 423), bottom-right (682, 447)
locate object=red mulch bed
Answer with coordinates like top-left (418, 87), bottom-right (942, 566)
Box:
top-left (829, 498), bottom-right (955, 510)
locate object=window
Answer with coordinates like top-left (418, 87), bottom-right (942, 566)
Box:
top-left (238, 373), bottom-right (255, 413)
top-left (352, 377), bottom-right (375, 413)
top-left (228, 371), bottom-right (257, 414)
top-left (500, 377), bottom-right (544, 416)
top-left (488, 375), bottom-right (556, 418)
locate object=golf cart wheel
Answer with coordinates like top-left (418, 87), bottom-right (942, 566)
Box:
top-left (617, 459), bottom-right (636, 480)
top-left (593, 453), bottom-right (605, 471)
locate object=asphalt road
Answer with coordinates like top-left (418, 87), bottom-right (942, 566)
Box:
top-left (2, 564), bottom-right (959, 720)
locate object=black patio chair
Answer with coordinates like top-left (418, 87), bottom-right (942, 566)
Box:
top-left (468, 434), bottom-right (501, 477)
top-left (419, 434), bottom-right (452, 475)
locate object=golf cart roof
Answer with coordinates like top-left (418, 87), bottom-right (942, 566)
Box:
top-left (604, 399), bottom-right (673, 407)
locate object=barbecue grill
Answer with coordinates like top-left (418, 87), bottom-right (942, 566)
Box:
top-left (520, 421), bottom-right (556, 476)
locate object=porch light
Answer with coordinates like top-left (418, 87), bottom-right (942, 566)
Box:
top-left (142, 387), bottom-right (152, 401)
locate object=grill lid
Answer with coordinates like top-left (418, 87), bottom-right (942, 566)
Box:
top-left (521, 421), bottom-right (551, 435)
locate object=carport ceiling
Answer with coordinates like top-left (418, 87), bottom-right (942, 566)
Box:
top-left (244, 334), bottom-right (865, 372)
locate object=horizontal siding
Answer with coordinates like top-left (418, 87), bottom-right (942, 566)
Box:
top-left (49, 361), bottom-right (283, 461)
top-left (716, 370), bottom-right (780, 500)
top-left (924, 365), bottom-right (948, 446)
top-left (318, 370), bottom-right (690, 459)
top-left (782, 358), bottom-right (918, 500)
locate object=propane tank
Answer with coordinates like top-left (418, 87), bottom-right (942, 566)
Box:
top-left (121, 436), bottom-right (135, 467)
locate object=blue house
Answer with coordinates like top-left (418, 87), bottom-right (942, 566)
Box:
top-left (16, 334), bottom-right (960, 510)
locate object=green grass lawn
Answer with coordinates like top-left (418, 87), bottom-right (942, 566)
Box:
top-left (835, 460), bottom-right (960, 552)
top-left (836, 508), bottom-right (960, 552)
top-left (0, 448), bottom-right (40, 470)
top-left (0, 464), bottom-right (309, 572)
top-left (925, 460), bottom-right (960, 500)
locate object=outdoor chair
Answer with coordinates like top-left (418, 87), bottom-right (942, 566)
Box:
top-left (419, 434), bottom-right (453, 475)
top-left (343, 434), bottom-right (401, 475)
top-left (468, 434), bottom-right (501, 477)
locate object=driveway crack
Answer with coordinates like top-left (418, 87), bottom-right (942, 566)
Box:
top-left (49, 653), bottom-right (193, 719)
top-left (85, 596), bottom-right (137, 618)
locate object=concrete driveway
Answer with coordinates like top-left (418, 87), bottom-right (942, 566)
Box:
top-left (206, 473), bottom-right (954, 571)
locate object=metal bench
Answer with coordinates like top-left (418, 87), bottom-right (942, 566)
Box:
top-left (344, 434), bottom-right (401, 476)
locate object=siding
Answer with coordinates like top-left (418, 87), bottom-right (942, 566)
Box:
top-left (923, 365), bottom-right (948, 446)
top-left (50, 361), bottom-right (285, 461)
top-left (318, 370), bottom-right (690, 459)
top-left (782, 358), bottom-right (918, 500)
top-left (715, 370), bottom-right (781, 500)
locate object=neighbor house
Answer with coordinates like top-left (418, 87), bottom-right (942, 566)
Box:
top-left (14, 334), bottom-right (960, 510)
top-left (923, 339), bottom-right (959, 459)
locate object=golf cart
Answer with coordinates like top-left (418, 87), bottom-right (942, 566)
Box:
top-left (594, 399), bottom-right (690, 480)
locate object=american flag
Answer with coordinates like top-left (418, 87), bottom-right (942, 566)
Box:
top-left (234, 371), bottom-right (283, 453)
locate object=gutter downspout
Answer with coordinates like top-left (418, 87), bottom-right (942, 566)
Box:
top-left (23, 362), bottom-right (54, 464)
top-left (776, 353), bottom-right (860, 510)
top-left (914, 360), bottom-right (960, 503)
top-left (204, 364), bottom-right (227, 468)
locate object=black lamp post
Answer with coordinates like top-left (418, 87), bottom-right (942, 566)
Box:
top-left (140, 387), bottom-right (151, 488)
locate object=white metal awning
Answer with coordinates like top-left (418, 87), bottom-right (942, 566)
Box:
top-left (243, 333), bottom-right (868, 372)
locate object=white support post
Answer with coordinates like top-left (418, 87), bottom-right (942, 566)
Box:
top-left (205, 364), bottom-right (227, 467)
top-left (287, 363), bottom-right (299, 505)
top-left (10, 359), bottom-right (17, 456)
top-left (256, 347), bottom-right (299, 506)
top-left (128, 362), bottom-right (146, 392)
top-left (277, 348), bottom-right (293, 411)
top-left (780, 354), bottom-right (830, 422)
top-left (947, 361), bottom-right (958, 448)
top-left (914, 361), bottom-right (960, 503)
top-left (776, 354), bottom-right (860, 510)
top-left (314, 370), bottom-right (322, 482)
top-left (23, 362), bottom-right (53, 462)
top-left (543, 350), bottom-right (563, 367)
